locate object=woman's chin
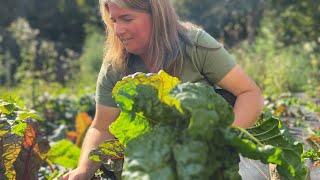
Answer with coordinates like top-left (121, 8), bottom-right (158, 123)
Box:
top-left (125, 48), bottom-right (142, 55)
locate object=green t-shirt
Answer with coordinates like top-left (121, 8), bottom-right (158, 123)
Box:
top-left (95, 28), bottom-right (236, 107)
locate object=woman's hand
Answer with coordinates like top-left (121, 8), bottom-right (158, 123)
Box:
top-left (62, 105), bottom-right (120, 180)
top-left (62, 168), bottom-right (88, 180)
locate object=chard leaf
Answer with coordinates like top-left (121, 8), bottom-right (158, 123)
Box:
top-left (230, 116), bottom-right (307, 180)
top-left (173, 139), bottom-right (210, 179)
top-left (0, 99), bottom-right (48, 179)
top-left (2, 135), bottom-right (22, 180)
top-left (0, 102), bottom-right (18, 115)
top-left (170, 82), bottom-right (234, 139)
top-left (112, 70), bottom-right (182, 112)
top-left (302, 149), bottom-right (320, 161)
top-left (122, 125), bottom-right (177, 180)
top-left (11, 121), bottom-right (27, 136)
top-left (0, 129), bottom-right (8, 137)
top-left (109, 111), bottom-right (150, 146)
top-left (16, 110), bottom-right (43, 122)
top-left (89, 139), bottom-right (124, 162)
top-left (103, 71), bottom-right (307, 180)
top-left (110, 71), bottom-right (186, 146)
top-left (47, 139), bottom-right (80, 168)
top-left (0, 120), bottom-right (10, 137)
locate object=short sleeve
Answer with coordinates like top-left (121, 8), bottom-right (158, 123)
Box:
top-left (95, 63), bottom-right (121, 107)
top-left (195, 30), bottom-right (236, 84)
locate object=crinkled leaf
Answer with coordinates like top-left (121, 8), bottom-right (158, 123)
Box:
top-left (170, 82), bottom-right (234, 139)
top-left (110, 71), bottom-right (186, 146)
top-left (112, 70), bottom-right (181, 112)
top-left (14, 121), bottom-right (49, 180)
top-left (173, 139), bottom-right (210, 180)
top-left (2, 134), bottom-right (22, 179)
top-left (0, 99), bottom-right (48, 179)
top-left (89, 139), bottom-right (124, 162)
top-left (105, 71), bottom-right (307, 179)
top-left (122, 126), bottom-right (176, 180)
top-left (109, 112), bottom-right (151, 146)
top-left (131, 85), bottom-right (185, 126)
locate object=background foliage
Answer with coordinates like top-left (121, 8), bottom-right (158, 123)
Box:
top-left (0, 0), bottom-right (319, 97)
top-left (0, 0), bottom-right (320, 178)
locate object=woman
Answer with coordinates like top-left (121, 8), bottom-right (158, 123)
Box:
top-left (63, 0), bottom-right (264, 179)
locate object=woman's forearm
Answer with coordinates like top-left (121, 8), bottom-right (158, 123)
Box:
top-left (76, 126), bottom-right (115, 177)
top-left (232, 90), bottom-right (264, 128)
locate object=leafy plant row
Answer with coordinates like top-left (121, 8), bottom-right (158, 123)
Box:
top-left (0, 98), bottom-right (92, 179)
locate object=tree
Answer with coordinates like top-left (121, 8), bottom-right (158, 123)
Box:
top-left (270, 0), bottom-right (320, 48)
top-left (174, 0), bottom-right (265, 46)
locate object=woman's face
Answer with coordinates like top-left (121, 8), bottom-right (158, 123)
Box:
top-left (108, 3), bottom-right (152, 57)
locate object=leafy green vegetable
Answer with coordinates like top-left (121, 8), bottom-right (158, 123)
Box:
top-left (0, 101), bottom-right (18, 115)
top-left (243, 116), bottom-right (307, 179)
top-left (0, 98), bottom-right (49, 180)
top-left (2, 135), bottom-right (22, 179)
top-left (170, 82), bottom-right (234, 139)
top-left (302, 149), bottom-right (320, 161)
top-left (11, 121), bottom-right (27, 136)
top-left (110, 71), bottom-right (186, 146)
top-left (112, 71), bottom-right (181, 111)
top-left (16, 110), bottom-right (43, 122)
top-left (89, 139), bottom-right (124, 162)
top-left (93, 70), bottom-right (307, 180)
top-left (47, 139), bottom-right (80, 169)
top-left (172, 138), bottom-right (209, 179)
top-left (123, 125), bottom-right (177, 180)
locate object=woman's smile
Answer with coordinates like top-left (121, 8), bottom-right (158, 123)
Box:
top-left (121, 38), bottom-right (133, 45)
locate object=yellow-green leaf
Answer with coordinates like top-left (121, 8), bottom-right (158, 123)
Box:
top-left (112, 70), bottom-right (182, 112)
top-left (3, 136), bottom-right (22, 179)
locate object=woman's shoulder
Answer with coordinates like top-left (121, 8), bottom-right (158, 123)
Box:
top-left (98, 62), bottom-right (124, 82)
top-left (184, 25), bottom-right (222, 49)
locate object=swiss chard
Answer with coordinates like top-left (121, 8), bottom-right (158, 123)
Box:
top-left (0, 99), bottom-right (49, 180)
top-left (90, 70), bottom-right (308, 180)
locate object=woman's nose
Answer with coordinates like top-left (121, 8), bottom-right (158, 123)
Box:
top-left (114, 22), bottom-right (126, 36)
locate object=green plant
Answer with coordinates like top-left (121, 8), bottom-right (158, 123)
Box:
top-left (90, 71), bottom-right (307, 179)
top-left (46, 139), bottom-right (80, 169)
top-left (78, 27), bottom-right (104, 83)
top-left (34, 91), bottom-right (95, 132)
top-left (0, 98), bottom-right (49, 180)
top-left (233, 15), bottom-right (318, 97)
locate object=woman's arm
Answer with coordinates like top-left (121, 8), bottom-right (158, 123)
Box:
top-left (217, 65), bottom-right (264, 128)
top-left (63, 104), bottom-right (120, 180)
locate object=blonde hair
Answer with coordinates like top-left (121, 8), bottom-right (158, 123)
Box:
top-left (99, 0), bottom-right (191, 76)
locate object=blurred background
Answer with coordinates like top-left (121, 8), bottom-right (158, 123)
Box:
top-left (1, 0), bottom-right (319, 102)
top-left (0, 0), bottom-right (319, 178)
